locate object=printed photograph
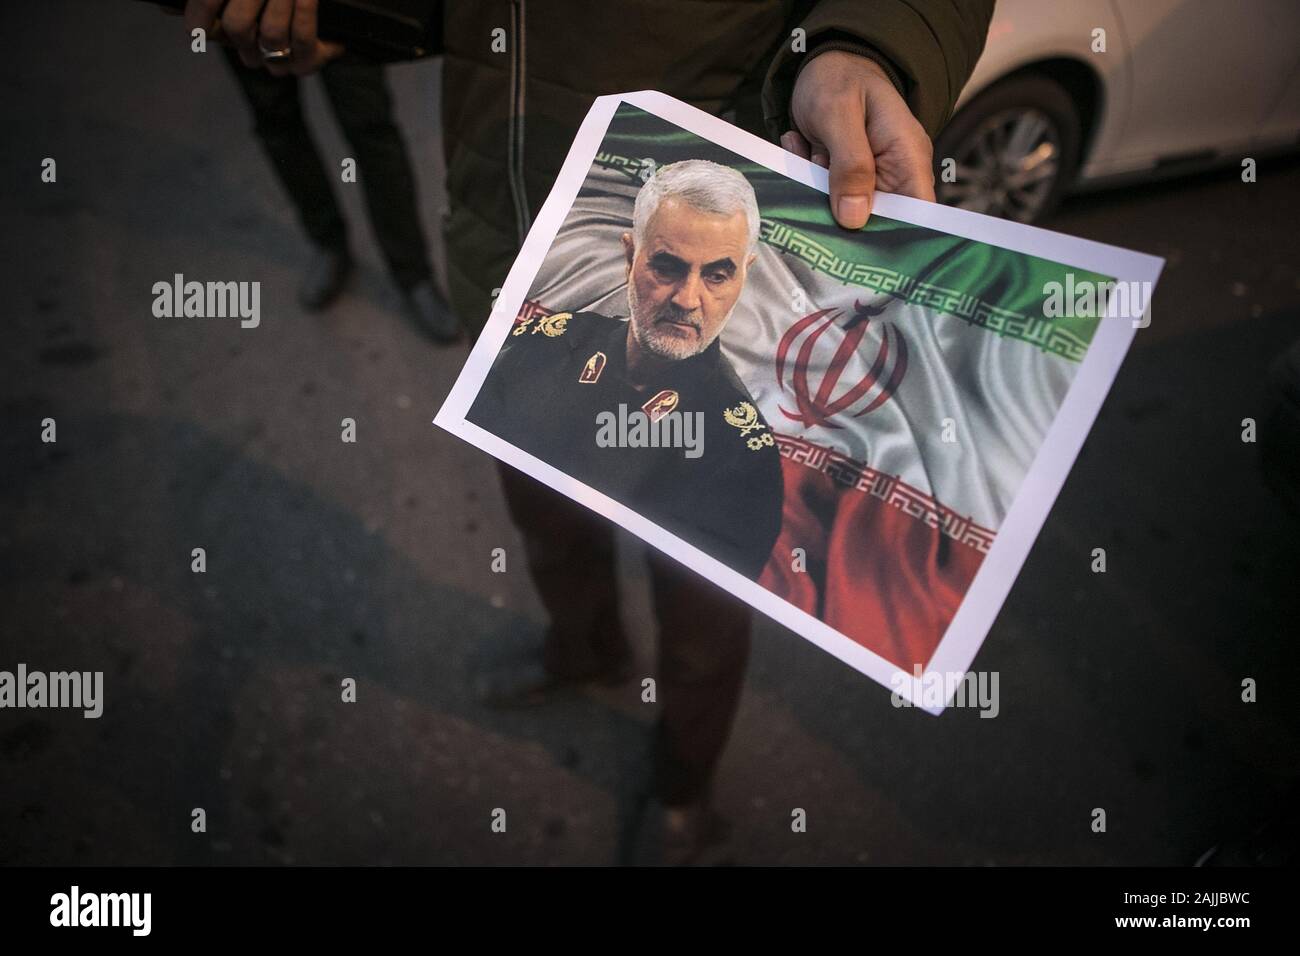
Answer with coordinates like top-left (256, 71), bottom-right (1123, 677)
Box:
top-left (6, 0), bottom-right (1298, 900)
top-left (452, 97), bottom-right (1155, 694)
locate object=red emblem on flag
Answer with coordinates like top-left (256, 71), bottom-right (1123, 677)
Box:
top-left (774, 301), bottom-right (908, 430)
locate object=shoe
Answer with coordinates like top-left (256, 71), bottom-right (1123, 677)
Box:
top-left (478, 657), bottom-right (631, 710)
top-left (297, 247), bottom-right (353, 311)
top-left (401, 280), bottom-right (462, 344)
top-left (629, 797), bottom-right (733, 866)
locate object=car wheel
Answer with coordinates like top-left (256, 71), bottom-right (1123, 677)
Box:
top-left (933, 74), bottom-right (1083, 224)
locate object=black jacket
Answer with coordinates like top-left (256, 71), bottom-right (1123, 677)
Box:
top-left (468, 311), bottom-right (785, 579)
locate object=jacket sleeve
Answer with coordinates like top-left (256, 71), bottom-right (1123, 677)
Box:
top-left (466, 333), bottom-right (529, 428)
top-left (762, 0), bottom-right (996, 141)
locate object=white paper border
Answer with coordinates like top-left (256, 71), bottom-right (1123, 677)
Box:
top-left (434, 90), bottom-right (1164, 715)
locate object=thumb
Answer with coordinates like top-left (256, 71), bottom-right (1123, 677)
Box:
top-left (820, 108), bottom-right (876, 229)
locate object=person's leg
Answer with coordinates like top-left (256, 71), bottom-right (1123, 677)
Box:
top-left (222, 48), bottom-right (347, 255)
top-left (320, 59), bottom-right (433, 291)
top-left (495, 463), bottom-right (630, 682)
top-left (647, 554), bottom-right (751, 808)
top-left (626, 555), bottom-right (751, 863)
top-left (320, 58), bottom-right (459, 341)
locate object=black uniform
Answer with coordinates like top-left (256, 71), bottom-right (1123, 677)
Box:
top-left (468, 310), bottom-right (785, 807)
top-left (468, 310), bottom-right (783, 579)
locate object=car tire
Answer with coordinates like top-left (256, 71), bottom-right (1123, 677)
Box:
top-left (933, 73), bottom-right (1084, 224)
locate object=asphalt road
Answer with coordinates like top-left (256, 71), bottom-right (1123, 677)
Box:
top-left (1, 0), bottom-right (1298, 865)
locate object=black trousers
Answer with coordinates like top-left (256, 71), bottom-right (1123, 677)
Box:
top-left (497, 463), bottom-right (751, 807)
top-left (223, 50), bottom-right (432, 290)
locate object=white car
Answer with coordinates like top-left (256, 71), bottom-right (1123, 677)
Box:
top-left (935, 0), bottom-right (1300, 222)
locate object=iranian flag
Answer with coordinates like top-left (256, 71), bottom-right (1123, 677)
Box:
top-left (513, 105), bottom-right (1111, 671)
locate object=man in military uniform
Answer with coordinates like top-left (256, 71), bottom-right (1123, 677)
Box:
top-left (470, 304), bottom-right (782, 576)
top-left (467, 161), bottom-right (782, 860)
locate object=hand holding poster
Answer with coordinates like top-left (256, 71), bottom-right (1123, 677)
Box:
top-left (435, 91), bottom-right (1164, 712)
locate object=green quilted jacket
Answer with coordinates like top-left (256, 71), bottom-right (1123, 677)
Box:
top-left (437, 0), bottom-right (995, 334)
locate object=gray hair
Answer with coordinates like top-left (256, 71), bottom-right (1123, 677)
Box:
top-left (632, 159), bottom-right (760, 254)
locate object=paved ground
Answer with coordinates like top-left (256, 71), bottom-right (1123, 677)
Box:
top-left (1, 0), bottom-right (1298, 865)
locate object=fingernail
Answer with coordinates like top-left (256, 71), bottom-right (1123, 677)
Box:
top-left (779, 132), bottom-right (794, 150)
top-left (837, 195), bottom-right (870, 226)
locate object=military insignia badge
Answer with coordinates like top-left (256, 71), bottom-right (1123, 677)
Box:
top-left (641, 389), bottom-right (679, 423)
top-left (579, 351), bottom-right (606, 384)
top-left (533, 312), bottom-right (571, 337)
top-left (723, 402), bottom-right (774, 451)
top-left (722, 401), bottom-right (762, 435)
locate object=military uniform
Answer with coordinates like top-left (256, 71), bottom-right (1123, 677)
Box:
top-left (467, 310), bottom-right (784, 806)
top-left (469, 310), bottom-right (783, 578)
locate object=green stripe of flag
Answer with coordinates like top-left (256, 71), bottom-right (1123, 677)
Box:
top-left (593, 104), bottom-right (1115, 361)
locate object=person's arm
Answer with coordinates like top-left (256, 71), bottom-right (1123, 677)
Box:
top-left (766, 0), bottom-right (995, 142)
top-left (763, 0), bottom-right (995, 228)
top-left (184, 0), bottom-right (343, 75)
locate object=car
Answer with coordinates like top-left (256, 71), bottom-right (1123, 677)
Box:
top-left (934, 0), bottom-right (1300, 222)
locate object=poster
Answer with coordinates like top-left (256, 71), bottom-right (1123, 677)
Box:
top-left (435, 91), bottom-right (1164, 712)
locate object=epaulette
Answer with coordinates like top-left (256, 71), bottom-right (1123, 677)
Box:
top-left (509, 310), bottom-right (624, 342)
top-left (721, 400), bottom-right (776, 452)
top-left (511, 310), bottom-right (574, 338)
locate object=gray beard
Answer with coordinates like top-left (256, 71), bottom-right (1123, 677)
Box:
top-left (627, 283), bottom-right (724, 361)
